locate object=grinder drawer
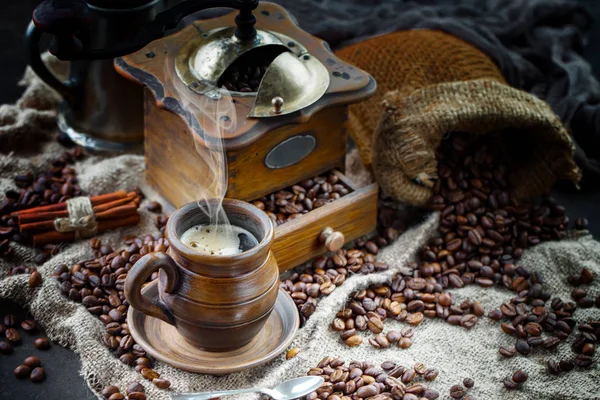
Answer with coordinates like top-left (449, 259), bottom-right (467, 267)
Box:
top-left (266, 170), bottom-right (378, 272)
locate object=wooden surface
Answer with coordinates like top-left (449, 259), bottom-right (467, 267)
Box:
top-left (273, 172), bottom-right (379, 271)
top-left (128, 282), bottom-right (299, 374)
top-left (125, 199), bottom-right (280, 350)
top-left (145, 88), bottom-right (348, 204)
top-left (114, 2), bottom-right (376, 151)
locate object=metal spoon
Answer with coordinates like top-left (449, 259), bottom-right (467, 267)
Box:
top-left (171, 376), bottom-right (324, 400)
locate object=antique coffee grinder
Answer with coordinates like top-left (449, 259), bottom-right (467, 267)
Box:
top-left (32, 0), bottom-right (378, 270)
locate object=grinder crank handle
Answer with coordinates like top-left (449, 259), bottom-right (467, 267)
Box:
top-left (124, 252), bottom-right (180, 325)
top-left (27, 0), bottom-right (259, 62)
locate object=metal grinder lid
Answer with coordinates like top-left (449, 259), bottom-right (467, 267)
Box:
top-left (175, 26), bottom-right (330, 118)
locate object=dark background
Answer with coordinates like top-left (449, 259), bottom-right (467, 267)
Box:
top-left (1, 1), bottom-right (600, 399)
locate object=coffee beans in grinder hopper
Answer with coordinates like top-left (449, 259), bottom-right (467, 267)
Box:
top-left (217, 45), bottom-right (286, 93)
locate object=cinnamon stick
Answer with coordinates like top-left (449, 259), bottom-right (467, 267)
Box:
top-left (94, 204), bottom-right (139, 220)
top-left (18, 195), bottom-right (138, 225)
top-left (11, 190), bottom-right (129, 217)
top-left (19, 203), bottom-right (139, 234)
top-left (32, 214), bottom-right (141, 247)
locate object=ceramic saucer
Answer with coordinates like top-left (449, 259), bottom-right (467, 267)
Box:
top-left (127, 281), bottom-right (299, 375)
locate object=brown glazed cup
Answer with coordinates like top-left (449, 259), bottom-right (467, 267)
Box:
top-left (125, 199), bottom-right (279, 351)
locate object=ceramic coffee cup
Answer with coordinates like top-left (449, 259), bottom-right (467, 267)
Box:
top-left (125, 199), bottom-right (279, 351)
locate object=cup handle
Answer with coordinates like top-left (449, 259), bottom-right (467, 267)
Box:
top-left (125, 252), bottom-right (180, 325)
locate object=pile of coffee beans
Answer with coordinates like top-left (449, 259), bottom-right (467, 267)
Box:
top-left (252, 172), bottom-right (353, 227)
top-left (14, 356), bottom-right (46, 382)
top-left (280, 230), bottom-right (398, 325)
top-left (0, 147), bottom-right (84, 259)
top-left (448, 378), bottom-right (475, 399)
top-left (423, 132), bottom-right (576, 276)
top-left (331, 273), bottom-right (483, 349)
top-left (101, 380), bottom-right (164, 400)
top-left (305, 357), bottom-right (441, 400)
top-left (484, 265), bottom-right (597, 372)
top-left (8, 264), bottom-right (36, 276)
top-left (278, 178), bottom-right (428, 326)
top-left (503, 369), bottom-right (528, 390)
top-left (54, 227), bottom-right (171, 390)
top-left (1, 312), bottom-right (52, 383)
top-left (331, 133), bottom-right (591, 348)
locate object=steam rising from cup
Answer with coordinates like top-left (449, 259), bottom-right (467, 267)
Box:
top-left (164, 52), bottom-right (239, 249)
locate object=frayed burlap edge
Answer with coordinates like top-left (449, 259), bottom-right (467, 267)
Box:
top-left (373, 79), bottom-right (582, 206)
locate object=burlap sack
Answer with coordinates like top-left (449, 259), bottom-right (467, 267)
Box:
top-left (1, 55), bottom-right (599, 400)
top-left (336, 30), bottom-right (582, 206)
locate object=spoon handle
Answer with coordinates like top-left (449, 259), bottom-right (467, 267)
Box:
top-left (171, 387), bottom-right (271, 400)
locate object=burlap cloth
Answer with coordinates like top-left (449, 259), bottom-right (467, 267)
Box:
top-left (336, 30), bottom-right (582, 207)
top-left (0, 55), bottom-right (599, 400)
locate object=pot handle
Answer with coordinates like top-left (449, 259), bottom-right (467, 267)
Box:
top-left (125, 252), bottom-right (180, 325)
top-left (25, 0), bottom-right (91, 105)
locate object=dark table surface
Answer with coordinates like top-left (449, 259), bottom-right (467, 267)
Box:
top-left (1, 1), bottom-right (600, 399)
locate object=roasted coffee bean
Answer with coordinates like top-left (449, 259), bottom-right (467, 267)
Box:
top-left (356, 384), bottom-right (379, 398)
top-left (463, 378), bottom-right (474, 388)
top-left (460, 314), bottom-right (477, 329)
top-left (30, 367), bottom-right (46, 383)
top-left (20, 319), bottom-right (36, 332)
top-left (543, 336), bottom-right (561, 348)
top-left (34, 337), bottom-right (51, 350)
top-left (515, 339), bottom-right (531, 355)
top-left (5, 328), bottom-right (20, 343)
top-left (398, 337), bottom-right (413, 349)
top-left (345, 335), bottom-right (362, 347)
top-left (140, 368), bottom-right (160, 380)
top-left (499, 345), bottom-right (517, 358)
top-left (424, 369), bottom-right (439, 381)
top-left (559, 359), bottom-right (575, 372)
top-left (14, 364), bottom-right (31, 379)
top-left (127, 393), bottom-right (146, 400)
top-left (4, 314), bottom-right (17, 327)
top-left (286, 347), bottom-right (301, 360)
top-left (579, 268), bottom-right (594, 284)
top-left (407, 312), bottom-right (424, 325)
top-left (512, 370), bottom-right (528, 383)
top-left (24, 355), bottom-right (41, 368)
top-left (126, 382), bottom-right (145, 394)
top-left (574, 354), bottom-right (593, 368)
top-left (449, 384), bottom-right (466, 398)
top-left (0, 340), bottom-right (13, 354)
top-left (401, 368), bottom-right (416, 384)
top-left (145, 201), bottom-right (162, 213)
top-left (101, 386), bottom-right (121, 398)
top-left (386, 331), bottom-right (401, 343)
top-left (381, 361), bottom-right (396, 371)
top-left (108, 394), bottom-right (125, 400)
top-left (503, 378), bottom-right (518, 390)
top-left (153, 378), bottom-right (171, 389)
top-left (29, 270), bottom-right (43, 287)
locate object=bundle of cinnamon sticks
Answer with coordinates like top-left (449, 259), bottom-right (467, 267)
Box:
top-left (11, 190), bottom-right (141, 247)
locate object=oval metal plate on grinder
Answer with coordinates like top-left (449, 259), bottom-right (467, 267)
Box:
top-left (265, 134), bottom-right (316, 169)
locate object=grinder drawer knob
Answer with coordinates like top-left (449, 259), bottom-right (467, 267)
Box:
top-left (320, 227), bottom-right (345, 252)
